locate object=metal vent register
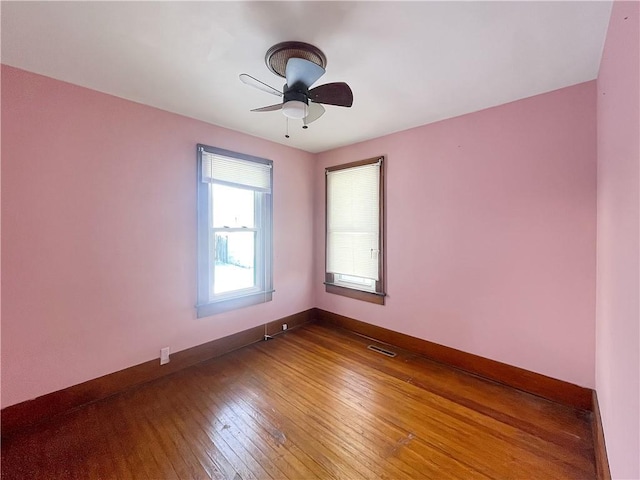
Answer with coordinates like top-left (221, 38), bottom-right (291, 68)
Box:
top-left (367, 344), bottom-right (397, 358)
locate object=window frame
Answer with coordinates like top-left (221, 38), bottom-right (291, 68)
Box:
top-left (325, 156), bottom-right (386, 305)
top-left (196, 144), bottom-right (273, 318)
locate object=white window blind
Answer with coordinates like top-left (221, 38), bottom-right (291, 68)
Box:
top-left (326, 161), bottom-right (380, 280)
top-left (201, 152), bottom-right (272, 193)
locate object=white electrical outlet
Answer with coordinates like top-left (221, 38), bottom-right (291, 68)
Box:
top-left (282, 323), bottom-right (288, 331)
top-left (160, 346), bottom-right (170, 365)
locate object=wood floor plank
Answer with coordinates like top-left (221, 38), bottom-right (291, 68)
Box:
top-left (230, 351), bottom-right (426, 480)
top-left (192, 375), bottom-right (327, 479)
top-left (307, 323), bottom-right (592, 447)
top-left (170, 378), bottom-right (277, 480)
top-left (219, 368), bottom-right (366, 479)
top-left (95, 403), bottom-right (137, 480)
top-left (117, 388), bottom-right (182, 480)
top-left (159, 384), bottom-right (237, 480)
top-left (211, 346), bottom-right (399, 479)
top-left (192, 356), bottom-right (369, 480)
top-left (251, 338), bottom-right (511, 479)
top-left (225, 388), bottom-right (338, 478)
top-left (180, 381), bottom-right (292, 479)
top-left (306, 325), bottom-right (595, 453)
top-left (297, 325), bottom-right (595, 462)
top-left (279, 326), bottom-right (594, 479)
top-left (1, 323), bottom-right (597, 480)
top-left (232, 343), bottom-right (493, 480)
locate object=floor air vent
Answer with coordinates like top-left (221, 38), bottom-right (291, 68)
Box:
top-left (367, 345), bottom-right (397, 357)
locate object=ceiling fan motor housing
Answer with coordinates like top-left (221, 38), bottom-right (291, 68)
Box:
top-left (283, 84), bottom-right (309, 105)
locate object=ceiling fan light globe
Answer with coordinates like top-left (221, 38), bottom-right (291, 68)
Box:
top-left (282, 100), bottom-right (308, 119)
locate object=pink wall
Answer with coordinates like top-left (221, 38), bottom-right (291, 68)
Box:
top-left (0, 64), bottom-right (604, 411)
top-left (596, 1), bottom-right (640, 478)
top-left (1, 66), bottom-right (316, 408)
top-left (315, 82), bottom-right (597, 388)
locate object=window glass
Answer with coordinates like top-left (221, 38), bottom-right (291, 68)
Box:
top-left (211, 184), bottom-right (255, 228)
top-left (213, 231), bottom-right (256, 294)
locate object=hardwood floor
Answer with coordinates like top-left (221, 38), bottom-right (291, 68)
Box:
top-left (1, 323), bottom-right (596, 479)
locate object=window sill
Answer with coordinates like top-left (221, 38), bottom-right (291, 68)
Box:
top-left (324, 283), bottom-right (385, 305)
top-left (197, 290), bottom-right (273, 318)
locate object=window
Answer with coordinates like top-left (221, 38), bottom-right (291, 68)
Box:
top-left (325, 157), bottom-right (385, 305)
top-left (196, 145), bottom-right (273, 317)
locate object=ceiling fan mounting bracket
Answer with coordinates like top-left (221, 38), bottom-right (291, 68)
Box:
top-left (265, 41), bottom-right (327, 78)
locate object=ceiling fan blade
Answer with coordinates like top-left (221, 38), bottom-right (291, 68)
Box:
top-left (304, 103), bottom-right (325, 125)
top-left (251, 103), bottom-right (283, 112)
top-left (285, 58), bottom-right (325, 89)
top-left (239, 74), bottom-right (282, 97)
top-left (308, 82), bottom-right (353, 107)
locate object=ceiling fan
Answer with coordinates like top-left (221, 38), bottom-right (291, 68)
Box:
top-left (240, 41), bottom-right (353, 130)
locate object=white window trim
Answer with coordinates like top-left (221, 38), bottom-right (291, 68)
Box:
top-left (196, 145), bottom-right (273, 318)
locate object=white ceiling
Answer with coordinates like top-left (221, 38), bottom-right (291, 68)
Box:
top-left (1, 1), bottom-right (612, 153)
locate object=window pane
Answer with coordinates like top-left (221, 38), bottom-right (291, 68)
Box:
top-left (213, 231), bottom-right (256, 294)
top-left (327, 232), bottom-right (379, 279)
top-left (212, 184), bottom-right (255, 228)
top-left (336, 274), bottom-right (375, 290)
